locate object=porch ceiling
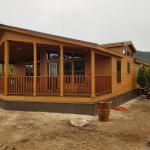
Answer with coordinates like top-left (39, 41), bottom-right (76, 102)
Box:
top-left (9, 41), bottom-right (33, 64)
top-left (1, 41), bottom-right (90, 64)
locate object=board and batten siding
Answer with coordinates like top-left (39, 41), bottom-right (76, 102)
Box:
top-left (110, 46), bottom-right (137, 96)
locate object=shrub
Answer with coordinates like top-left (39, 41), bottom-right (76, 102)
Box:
top-left (137, 66), bottom-right (146, 88)
top-left (145, 68), bottom-right (150, 88)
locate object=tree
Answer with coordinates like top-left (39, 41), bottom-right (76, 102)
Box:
top-left (137, 66), bottom-right (146, 88)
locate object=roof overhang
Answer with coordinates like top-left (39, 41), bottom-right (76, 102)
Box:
top-left (0, 24), bottom-right (123, 58)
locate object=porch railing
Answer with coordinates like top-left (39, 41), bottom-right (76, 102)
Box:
top-left (64, 75), bottom-right (91, 96)
top-left (95, 75), bottom-right (112, 95)
top-left (6, 75), bottom-right (111, 96)
top-left (37, 76), bottom-right (59, 96)
top-left (8, 76), bottom-right (33, 95)
top-left (0, 76), bottom-right (4, 94)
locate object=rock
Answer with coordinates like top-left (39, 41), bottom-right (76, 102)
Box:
top-left (69, 118), bottom-right (90, 127)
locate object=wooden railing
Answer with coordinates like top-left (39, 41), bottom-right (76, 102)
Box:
top-left (95, 76), bottom-right (112, 95)
top-left (8, 76), bottom-right (33, 95)
top-left (37, 76), bottom-right (59, 96)
top-left (64, 75), bottom-right (91, 96)
top-left (4, 75), bottom-right (111, 96)
top-left (0, 76), bottom-right (4, 94)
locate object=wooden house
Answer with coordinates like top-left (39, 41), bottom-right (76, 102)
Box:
top-left (0, 24), bottom-right (142, 115)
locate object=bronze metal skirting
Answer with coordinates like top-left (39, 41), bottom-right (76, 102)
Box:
top-left (0, 89), bottom-right (138, 115)
top-left (96, 89), bottom-right (138, 108)
top-left (0, 100), bottom-right (96, 115)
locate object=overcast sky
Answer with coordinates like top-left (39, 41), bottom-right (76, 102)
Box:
top-left (0, 0), bottom-right (150, 51)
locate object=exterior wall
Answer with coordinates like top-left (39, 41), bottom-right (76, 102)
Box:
top-left (85, 52), bottom-right (91, 74)
top-left (95, 54), bottom-right (111, 76)
top-left (40, 49), bottom-right (47, 76)
top-left (110, 46), bottom-right (137, 96)
top-left (14, 61), bottom-right (25, 76)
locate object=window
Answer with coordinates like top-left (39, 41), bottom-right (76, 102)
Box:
top-left (127, 51), bottom-right (131, 56)
top-left (117, 60), bottom-right (121, 83)
top-left (64, 52), bottom-right (85, 75)
top-left (122, 48), bottom-right (126, 55)
top-left (74, 60), bottom-right (85, 75)
top-left (64, 61), bottom-right (72, 75)
top-left (25, 65), bottom-right (33, 76)
top-left (127, 62), bottom-right (131, 74)
top-left (25, 63), bottom-right (40, 76)
top-left (131, 52), bottom-right (134, 57)
top-left (64, 52), bottom-right (73, 60)
top-left (46, 51), bottom-right (59, 60)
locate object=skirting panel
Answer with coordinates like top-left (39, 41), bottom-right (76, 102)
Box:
top-left (111, 89), bottom-right (138, 107)
top-left (0, 99), bottom-right (96, 115)
top-left (0, 89), bottom-right (138, 115)
top-left (101, 89), bottom-right (138, 107)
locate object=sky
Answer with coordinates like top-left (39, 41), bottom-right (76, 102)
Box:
top-left (0, 0), bottom-right (150, 51)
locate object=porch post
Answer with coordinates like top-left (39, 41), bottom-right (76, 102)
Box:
top-left (60, 45), bottom-right (64, 96)
top-left (33, 42), bottom-right (37, 96)
top-left (91, 49), bottom-right (95, 97)
top-left (4, 41), bottom-right (9, 96)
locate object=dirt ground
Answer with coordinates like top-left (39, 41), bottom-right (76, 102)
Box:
top-left (0, 98), bottom-right (150, 150)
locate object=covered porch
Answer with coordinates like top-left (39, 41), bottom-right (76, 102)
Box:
top-left (0, 40), bottom-right (112, 98)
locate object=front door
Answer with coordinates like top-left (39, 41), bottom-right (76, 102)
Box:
top-left (47, 62), bottom-right (58, 92)
top-left (48, 62), bottom-right (58, 76)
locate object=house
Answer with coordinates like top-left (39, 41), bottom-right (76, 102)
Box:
top-left (0, 24), bottom-right (140, 115)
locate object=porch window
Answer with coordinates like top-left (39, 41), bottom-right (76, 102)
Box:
top-left (64, 52), bottom-right (85, 75)
top-left (64, 61), bottom-right (72, 75)
top-left (117, 59), bottom-right (121, 83)
top-left (74, 60), bottom-right (85, 75)
top-left (25, 63), bottom-right (40, 76)
top-left (46, 51), bottom-right (59, 60)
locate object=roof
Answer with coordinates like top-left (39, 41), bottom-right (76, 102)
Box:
top-left (101, 41), bottom-right (137, 52)
top-left (134, 59), bottom-right (150, 67)
top-left (0, 24), bottom-right (123, 58)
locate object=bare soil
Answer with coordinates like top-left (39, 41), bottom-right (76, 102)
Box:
top-left (0, 98), bottom-right (150, 150)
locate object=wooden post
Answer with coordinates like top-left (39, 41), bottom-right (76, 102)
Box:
top-left (60, 45), bottom-right (64, 96)
top-left (4, 41), bottom-right (9, 96)
top-left (91, 49), bottom-right (95, 97)
top-left (33, 42), bottom-right (37, 96)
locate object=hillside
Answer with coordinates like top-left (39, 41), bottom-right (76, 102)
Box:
top-left (135, 51), bottom-right (150, 64)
